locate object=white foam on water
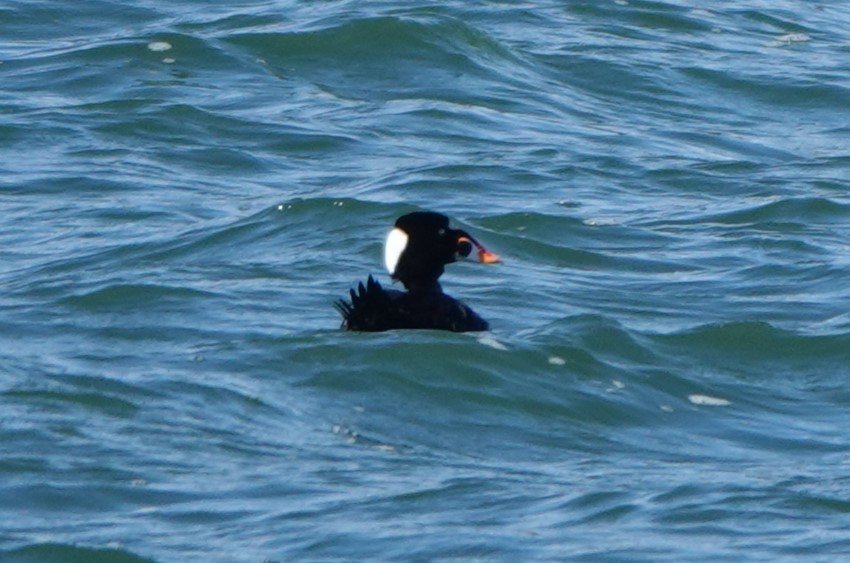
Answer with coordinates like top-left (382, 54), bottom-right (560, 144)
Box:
top-left (583, 217), bottom-right (618, 226)
top-left (147, 41), bottom-right (172, 52)
top-left (688, 394), bottom-right (731, 406)
top-left (606, 379), bottom-right (626, 393)
top-left (768, 33), bottom-right (811, 47)
top-left (477, 334), bottom-right (508, 351)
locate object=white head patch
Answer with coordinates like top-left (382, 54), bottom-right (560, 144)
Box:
top-left (384, 227), bottom-right (409, 276)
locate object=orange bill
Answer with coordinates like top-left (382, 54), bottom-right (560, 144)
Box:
top-left (477, 247), bottom-right (500, 264)
top-left (458, 235), bottom-right (501, 264)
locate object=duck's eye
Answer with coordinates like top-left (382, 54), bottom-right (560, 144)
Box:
top-left (456, 238), bottom-right (473, 258)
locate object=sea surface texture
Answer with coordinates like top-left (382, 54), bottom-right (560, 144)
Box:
top-left (3, 0), bottom-right (850, 560)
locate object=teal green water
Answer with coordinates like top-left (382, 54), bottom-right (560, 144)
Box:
top-left (3, 1), bottom-right (850, 560)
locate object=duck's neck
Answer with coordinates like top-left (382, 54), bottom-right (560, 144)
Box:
top-left (402, 279), bottom-right (443, 294)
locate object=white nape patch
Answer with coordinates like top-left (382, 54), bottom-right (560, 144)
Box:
top-left (688, 394), bottom-right (731, 407)
top-left (384, 228), bottom-right (408, 275)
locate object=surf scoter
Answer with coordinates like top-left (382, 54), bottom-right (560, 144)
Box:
top-left (335, 211), bottom-right (500, 332)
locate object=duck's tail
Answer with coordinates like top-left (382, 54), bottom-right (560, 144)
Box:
top-left (334, 275), bottom-right (394, 332)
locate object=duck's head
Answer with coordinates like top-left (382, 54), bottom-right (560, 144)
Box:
top-left (384, 211), bottom-right (500, 291)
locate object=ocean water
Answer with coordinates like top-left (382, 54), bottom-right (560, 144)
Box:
top-left (3, 0), bottom-right (850, 560)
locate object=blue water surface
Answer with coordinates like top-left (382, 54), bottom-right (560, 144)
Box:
top-left (2, 1), bottom-right (850, 560)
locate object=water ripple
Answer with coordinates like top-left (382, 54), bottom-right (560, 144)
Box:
top-left (4, 1), bottom-right (850, 560)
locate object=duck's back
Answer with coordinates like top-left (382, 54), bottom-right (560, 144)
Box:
top-left (336, 276), bottom-right (488, 332)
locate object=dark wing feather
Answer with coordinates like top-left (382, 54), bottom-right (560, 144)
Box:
top-left (335, 275), bottom-right (396, 332)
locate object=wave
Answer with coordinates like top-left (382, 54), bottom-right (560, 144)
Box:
top-left (1, 543), bottom-right (154, 563)
top-left (227, 15), bottom-right (515, 75)
top-left (654, 320), bottom-right (850, 367)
